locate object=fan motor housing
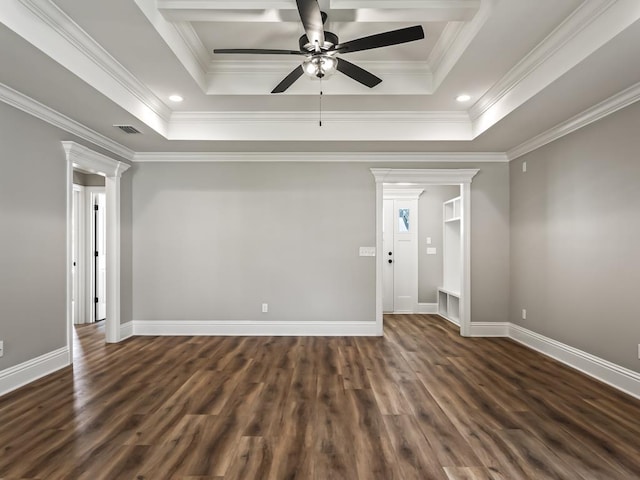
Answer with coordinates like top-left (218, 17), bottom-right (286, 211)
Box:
top-left (299, 31), bottom-right (339, 52)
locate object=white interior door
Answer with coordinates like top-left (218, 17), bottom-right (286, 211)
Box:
top-left (382, 192), bottom-right (421, 313)
top-left (95, 193), bottom-right (106, 321)
top-left (393, 199), bottom-right (418, 313)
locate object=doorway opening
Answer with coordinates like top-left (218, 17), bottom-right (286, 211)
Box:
top-left (71, 172), bottom-right (107, 326)
top-left (64, 142), bottom-right (130, 359)
top-left (371, 169), bottom-right (478, 336)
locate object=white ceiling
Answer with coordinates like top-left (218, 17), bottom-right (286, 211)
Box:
top-left (1, 0), bottom-right (640, 156)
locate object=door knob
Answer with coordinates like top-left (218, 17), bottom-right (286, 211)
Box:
top-left (388, 259), bottom-right (393, 264)
top-left (388, 251), bottom-right (392, 255)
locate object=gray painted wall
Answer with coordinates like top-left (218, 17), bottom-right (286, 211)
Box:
top-left (131, 161), bottom-right (510, 325)
top-left (120, 172), bottom-right (133, 326)
top-left (0, 102), bottom-right (131, 370)
top-left (418, 185), bottom-right (460, 303)
top-left (132, 162), bottom-right (377, 322)
top-left (0, 103), bottom-right (67, 370)
top-left (511, 101), bottom-right (640, 373)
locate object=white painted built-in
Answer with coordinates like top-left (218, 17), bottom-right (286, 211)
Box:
top-left (438, 196), bottom-right (463, 325)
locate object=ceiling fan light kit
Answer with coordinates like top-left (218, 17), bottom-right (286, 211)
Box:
top-left (213, 0), bottom-right (425, 94)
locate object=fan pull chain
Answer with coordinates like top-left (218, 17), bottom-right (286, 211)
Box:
top-left (319, 77), bottom-right (323, 127)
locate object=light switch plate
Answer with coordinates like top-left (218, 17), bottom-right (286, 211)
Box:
top-left (427, 247), bottom-right (437, 255)
top-left (359, 247), bottom-right (376, 257)
top-left (426, 237), bottom-right (432, 245)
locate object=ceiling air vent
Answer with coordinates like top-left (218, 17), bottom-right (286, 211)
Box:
top-left (114, 125), bottom-right (142, 134)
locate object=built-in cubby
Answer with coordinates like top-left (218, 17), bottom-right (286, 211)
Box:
top-left (438, 196), bottom-right (462, 325)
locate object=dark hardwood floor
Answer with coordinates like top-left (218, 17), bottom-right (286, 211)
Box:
top-left (1, 314), bottom-right (640, 479)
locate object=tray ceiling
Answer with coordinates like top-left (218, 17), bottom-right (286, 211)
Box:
top-left (1, 0), bottom-right (639, 154)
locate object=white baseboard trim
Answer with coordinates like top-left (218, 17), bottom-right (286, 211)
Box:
top-left (437, 313), bottom-right (461, 328)
top-left (0, 347), bottom-right (70, 397)
top-left (417, 303), bottom-right (438, 314)
top-left (120, 321), bottom-right (133, 341)
top-left (132, 320), bottom-right (379, 337)
top-left (468, 322), bottom-right (510, 337)
top-left (509, 324), bottom-right (640, 400)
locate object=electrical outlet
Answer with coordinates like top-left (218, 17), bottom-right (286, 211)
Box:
top-left (522, 309), bottom-right (527, 320)
top-left (262, 303), bottom-right (268, 313)
top-left (522, 161), bottom-right (527, 173)
top-left (0, 340), bottom-right (3, 358)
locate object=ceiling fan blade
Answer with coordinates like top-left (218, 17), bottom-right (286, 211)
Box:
top-left (296, 0), bottom-right (325, 49)
top-left (271, 65), bottom-right (305, 94)
top-left (332, 25), bottom-right (425, 54)
top-left (336, 58), bottom-right (382, 88)
top-left (214, 48), bottom-right (305, 55)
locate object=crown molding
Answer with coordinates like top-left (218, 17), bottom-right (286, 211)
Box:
top-left (158, 1), bottom-right (293, 10)
top-left (209, 59), bottom-right (432, 76)
top-left (133, 152), bottom-right (508, 163)
top-left (371, 167), bottom-right (479, 184)
top-left (6, 0), bottom-right (172, 130)
top-left (0, 83), bottom-right (134, 161)
top-left (470, 0), bottom-right (617, 121)
top-left (134, 0), bottom-right (208, 91)
top-left (471, 0), bottom-right (640, 137)
top-left (430, 0), bottom-right (493, 90)
top-left (167, 111), bottom-right (473, 140)
top-left (62, 141), bottom-right (131, 177)
top-left (171, 110), bottom-right (468, 124)
top-left (173, 21), bottom-right (211, 73)
top-left (507, 80), bottom-right (640, 161)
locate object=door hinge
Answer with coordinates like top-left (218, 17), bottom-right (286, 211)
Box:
top-left (94, 297), bottom-right (99, 303)
top-left (95, 251), bottom-right (99, 257)
top-left (94, 205), bottom-right (99, 211)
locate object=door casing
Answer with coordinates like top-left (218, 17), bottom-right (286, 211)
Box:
top-left (371, 168), bottom-right (479, 337)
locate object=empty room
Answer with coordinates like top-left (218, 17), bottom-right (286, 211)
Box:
top-left (1, 0), bottom-right (640, 478)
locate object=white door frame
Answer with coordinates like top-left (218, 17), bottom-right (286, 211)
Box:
top-left (63, 141), bottom-right (130, 354)
top-left (371, 169), bottom-right (479, 336)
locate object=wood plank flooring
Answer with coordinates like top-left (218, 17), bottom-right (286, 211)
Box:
top-left (2, 314), bottom-right (640, 479)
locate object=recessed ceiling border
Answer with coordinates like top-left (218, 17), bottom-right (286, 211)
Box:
top-left (132, 152), bottom-right (508, 163)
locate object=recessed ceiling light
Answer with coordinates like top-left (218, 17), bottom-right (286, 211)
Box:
top-left (456, 94), bottom-right (471, 102)
top-left (169, 94), bottom-right (183, 102)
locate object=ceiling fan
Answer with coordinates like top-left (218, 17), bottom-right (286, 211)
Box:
top-left (213, 0), bottom-right (425, 93)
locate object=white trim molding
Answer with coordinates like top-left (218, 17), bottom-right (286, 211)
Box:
top-left (466, 321), bottom-right (640, 400)
top-left (132, 320), bottom-right (378, 337)
top-left (63, 142), bottom-right (131, 345)
top-left (62, 142), bottom-right (131, 177)
top-left (509, 324), bottom-right (640, 400)
top-left (507, 80), bottom-right (640, 160)
top-left (120, 321), bottom-right (134, 341)
top-left (167, 111), bottom-right (472, 142)
top-left (0, 83), bottom-right (134, 161)
top-left (471, 0), bottom-right (640, 138)
top-left (0, 347), bottom-right (70, 398)
top-left (1, 0), bottom-right (170, 136)
top-left (371, 168), bottom-right (479, 337)
top-left (133, 151), bottom-right (508, 163)
top-left (468, 322), bottom-right (510, 337)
